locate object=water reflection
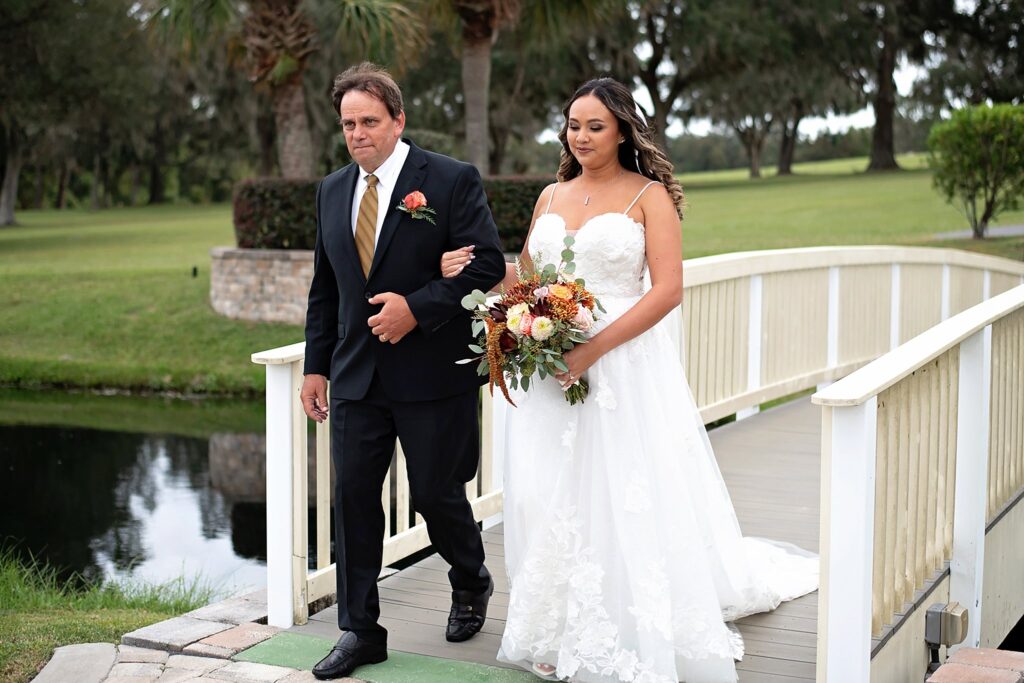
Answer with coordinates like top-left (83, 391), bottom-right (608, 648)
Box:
top-left (1, 416), bottom-right (268, 597)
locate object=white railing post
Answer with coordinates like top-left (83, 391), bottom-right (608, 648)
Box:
top-left (825, 398), bottom-right (878, 682)
top-left (483, 396), bottom-right (507, 530)
top-left (265, 362), bottom-right (297, 629)
top-left (737, 274), bottom-right (763, 420)
top-left (818, 266), bottom-right (841, 393)
top-left (941, 264), bottom-right (951, 321)
top-left (890, 264), bottom-right (902, 349)
top-left (950, 327), bottom-right (992, 651)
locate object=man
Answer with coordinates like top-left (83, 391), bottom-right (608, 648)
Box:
top-left (299, 63), bottom-right (506, 680)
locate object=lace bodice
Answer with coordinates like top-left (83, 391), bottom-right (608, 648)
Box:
top-left (528, 212), bottom-right (647, 298)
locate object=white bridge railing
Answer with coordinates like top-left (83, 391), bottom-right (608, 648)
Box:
top-left (813, 284), bottom-right (1024, 683)
top-left (253, 246), bottom-right (1024, 629)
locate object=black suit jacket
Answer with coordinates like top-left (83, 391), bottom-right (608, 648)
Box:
top-left (303, 140), bottom-right (506, 402)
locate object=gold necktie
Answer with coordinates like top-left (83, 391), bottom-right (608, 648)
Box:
top-left (354, 174), bottom-right (379, 277)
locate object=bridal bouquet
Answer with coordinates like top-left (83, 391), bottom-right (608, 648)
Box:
top-left (460, 236), bottom-right (602, 406)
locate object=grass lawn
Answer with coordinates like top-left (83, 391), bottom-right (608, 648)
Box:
top-left (1, 153), bottom-right (1021, 396)
top-left (0, 549), bottom-right (213, 683)
top-left (0, 205), bottom-right (300, 395)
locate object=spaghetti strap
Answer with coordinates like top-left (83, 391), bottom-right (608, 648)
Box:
top-left (544, 183), bottom-right (558, 214)
top-left (624, 181), bottom-right (658, 214)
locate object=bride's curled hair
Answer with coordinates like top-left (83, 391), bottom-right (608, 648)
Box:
top-left (557, 78), bottom-right (685, 219)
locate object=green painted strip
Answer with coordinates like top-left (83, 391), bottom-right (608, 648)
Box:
top-left (234, 632), bottom-right (538, 682)
top-left (234, 631), bottom-right (332, 670)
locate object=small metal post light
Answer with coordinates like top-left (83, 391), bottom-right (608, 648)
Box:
top-left (925, 602), bottom-right (969, 676)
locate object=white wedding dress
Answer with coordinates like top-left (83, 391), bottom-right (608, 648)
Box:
top-left (496, 183), bottom-right (819, 683)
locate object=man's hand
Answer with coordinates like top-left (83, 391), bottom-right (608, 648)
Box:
top-left (300, 374), bottom-right (329, 423)
top-left (368, 292), bottom-right (418, 344)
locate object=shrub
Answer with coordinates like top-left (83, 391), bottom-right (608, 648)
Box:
top-left (233, 178), bottom-right (318, 249)
top-left (483, 175), bottom-right (554, 252)
top-left (231, 174), bottom-right (554, 252)
top-left (928, 104), bottom-right (1024, 238)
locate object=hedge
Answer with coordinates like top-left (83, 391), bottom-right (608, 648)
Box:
top-left (232, 174), bottom-right (554, 253)
top-left (483, 175), bottom-right (554, 252)
top-left (233, 178), bottom-right (319, 250)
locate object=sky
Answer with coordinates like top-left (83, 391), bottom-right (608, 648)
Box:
top-left (538, 53), bottom-right (926, 144)
top-left (640, 62), bottom-right (922, 140)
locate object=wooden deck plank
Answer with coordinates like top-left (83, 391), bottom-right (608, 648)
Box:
top-left (291, 396), bottom-right (823, 681)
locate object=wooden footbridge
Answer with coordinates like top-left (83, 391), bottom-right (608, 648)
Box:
top-left (254, 246), bottom-right (1024, 682)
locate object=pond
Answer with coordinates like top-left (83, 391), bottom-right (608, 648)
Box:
top-left (0, 388), bottom-right (271, 598)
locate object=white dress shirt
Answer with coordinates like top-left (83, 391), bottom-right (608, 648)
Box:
top-left (351, 140), bottom-right (411, 248)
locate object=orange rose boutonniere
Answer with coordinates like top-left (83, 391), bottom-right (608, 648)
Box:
top-left (396, 191), bottom-right (437, 225)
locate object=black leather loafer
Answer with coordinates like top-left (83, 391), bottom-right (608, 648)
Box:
top-left (446, 578), bottom-right (494, 642)
top-left (312, 631), bottom-right (387, 680)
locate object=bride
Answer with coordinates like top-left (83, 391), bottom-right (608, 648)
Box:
top-left (441, 78), bottom-right (817, 683)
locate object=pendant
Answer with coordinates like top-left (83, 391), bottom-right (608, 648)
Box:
top-left (584, 195), bottom-right (590, 206)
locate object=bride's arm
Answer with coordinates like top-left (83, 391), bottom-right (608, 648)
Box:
top-left (439, 184), bottom-right (555, 292)
top-left (557, 184), bottom-right (682, 386)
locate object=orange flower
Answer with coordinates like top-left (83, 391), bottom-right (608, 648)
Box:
top-left (548, 283), bottom-right (572, 300)
top-left (548, 296), bottom-right (579, 322)
top-left (403, 191), bottom-right (427, 211)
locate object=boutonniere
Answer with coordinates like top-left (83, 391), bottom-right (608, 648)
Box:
top-left (396, 191), bottom-right (437, 225)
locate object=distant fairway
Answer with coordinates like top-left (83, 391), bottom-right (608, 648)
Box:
top-left (1, 154), bottom-right (1021, 394)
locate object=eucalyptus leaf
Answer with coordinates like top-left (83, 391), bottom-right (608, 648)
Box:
top-left (468, 344), bottom-right (484, 354)
top-left (522, 375), bottom-right (530, 391)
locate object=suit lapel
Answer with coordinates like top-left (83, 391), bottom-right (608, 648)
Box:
top-left (367, 141), bottom-right (428, 282)
top-left (331, 164), bottom-right (363, 280)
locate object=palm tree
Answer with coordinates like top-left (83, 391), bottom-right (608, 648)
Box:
top-left (157, 0), bottom-right (423, 178)
top-left (427, 0), bottom-right (615, 174)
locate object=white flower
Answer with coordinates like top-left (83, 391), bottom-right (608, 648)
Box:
top-left (533, 286), bottom-right (549, 301)
top-left (572, 305), bottom-right (594, 332)
top-left (531, 316), bottom-right (555, 341)
top-left (506, 302), bottom-right (530, 337)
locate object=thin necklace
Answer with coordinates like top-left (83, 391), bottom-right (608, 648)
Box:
top-left (581, 169), bottom-right (624, 206)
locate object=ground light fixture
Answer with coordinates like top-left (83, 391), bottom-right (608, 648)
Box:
top-left (925, 601), bottom-right (969, 676)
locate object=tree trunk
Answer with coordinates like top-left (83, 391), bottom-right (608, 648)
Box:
top-left (257, 107), bottom-right (276, 177)
top-left (976, 199), bottom-right (996, 239)
top-left (650, 101), bottom-right (671, 155)
top-left (748, 142), bottom-right (762, 179)
top-left (778, 105), bottom-right (803, 176)
top-left (462, 34), bottom-right (492, 173)
top-left (868, 27), bottom-right (900, 171)
top-left (33, 163), bottom-right (46, 208)
top-left (103, 162), bottom-right (118, 207)
top-left (0, 128), bottom-right (21, 226)
top-left (271, 78), bottom-right (315, 178)
top-left (56, 161), bottom-right (68, 208)
top-left (129, 165), bottom-right (142, 206)
top-left (489, 126), bottom-right (507, 176)
top-left (148, 121), bottom-right (166, 205)
top-left (90, 154), bottom-right (102, 210)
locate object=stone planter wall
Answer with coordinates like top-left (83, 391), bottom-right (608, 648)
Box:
top-left (210, 247), bottom-right (313, 325)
